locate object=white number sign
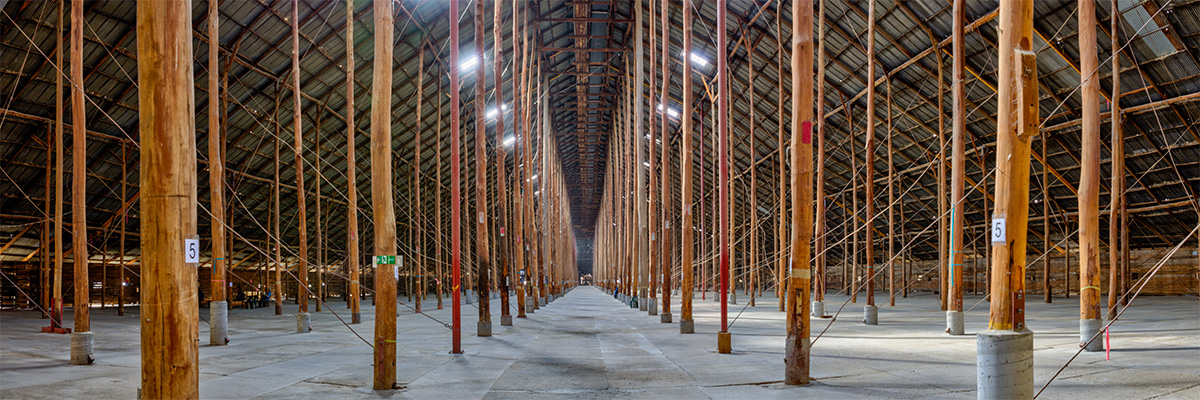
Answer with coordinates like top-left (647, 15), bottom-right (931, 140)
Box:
top-left (185, 239), bottom-right (200, 263)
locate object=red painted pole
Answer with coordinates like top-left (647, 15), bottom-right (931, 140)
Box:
top-left (449, 0), bottom-right (463, 355)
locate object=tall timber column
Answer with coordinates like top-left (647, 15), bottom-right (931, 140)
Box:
top-left (474, 0), bottom-right (493, 338)
top-left (634, 0), bottom-right (649, 312)
top-left (291, 0), bottom-right (311, 334)
top-left (449, 0), bottom-right (465, 354)
top-left (977, 0), bottom-right (1036, 397)
top-left (346, 0), bottom-right (361, 325)
top-left (659, 0), bottom-right (672, 323)
top-left (69, 0), bottom-right (92, 365)
top-left (647, 0), bottom-right (659, 316)
top-left (1077, 0), bottom-right (1103, 353)
top-left (137, 0), bottom-right (200, 393)
top-left (415, 49), bottom-right (425, 314)
top-left (678, 0), bottom-right (696, 335)
top-left (813, 0), bottom-right (826, 317)
top-left (1107, 0), bottom-right (1124, 318)
top-left (947, 0), bottom-right (966, 336)
top-left (716, 0), bottom-right (732, 354)
top-left (371, 0), bottom-right (398, 389)
top-left (495, 0), bottom-right (513, 327)
top-left (207, 0), bottom-right (229, 346)
top-left (863, 0), bottom-right (879, 326)
top-left (775, 7), bottom-right (787, 314)
top-left (785, 0), bottom-right (814, 385)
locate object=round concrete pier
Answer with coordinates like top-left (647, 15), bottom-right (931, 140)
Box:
top-left (863, 305), bottom-right (878, 325)
top-left (660, 312), bottom-right (672, 323)
top-left (500, 315), bottom-right (513, 326)
top-left (478, 321), bottom-right (492, 337)
top-left (1081, 319), bottom-right (1103, 352)
top-left (680, 319), bottom-right (694, 334)
top-left (648, 300), bottom-right (658, 316)
top-left (639, 297), bottom-right (648, 311)
top-left (69, 331), bottom-right (93, 365)
top-left (976, 329), bottom-right (1033, 400)
top-left (210, 301), bottom-right (228, 345)
top-left (946, 311), bottom-right (964, 335)
top-left (811, 300), bottom-right (825, 318)
top-left (296, 312), bottom-right (311, 333)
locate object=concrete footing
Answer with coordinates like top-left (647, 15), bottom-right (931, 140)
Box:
top-left (351, 312), bottom-right (360, 324)
top-left (500, 315), bottom-right (513, 326)
top-left (947, 311), bottom-right (964, 335)
top-left (660, 312), bottom-right (672, 323)
top-left (648, 300), bottom-right (657, 315)
top-left (639, 297), bottom-right (648, 311)
top-left (717, 331), bottom-right (732, 354)
top-left (680, 319), bottom-right (694, 334)
top-left (863, 305), bottom-right (878, 325)
top-left (478, 321), bottom-right (492, 337)
top-left (275, 303), bottom-right (282, 315)
top-left (541, 296), bottom-right (548, 307)
top-left (976, 329), bottom-right (1033, 400)
top-left (69, 331), bottom-right (93, 365)
top-left (525, 302), bottom-right (535, 314)
top-left (296, 312), bottom-right (310, 333)
top-left (784, 336), bottom-right (810, 385)
top-left (210, 301), bottom-right (228, 345)
top-left (812, 301), bottom-right (825, 318)
top-left (1081, 318), bottom-right (1103, 352)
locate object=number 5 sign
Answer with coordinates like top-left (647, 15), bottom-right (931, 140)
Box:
top-left (185, 238), bottom-right (200, 263)
top-left (991, 217), bottom-right (1006, 245)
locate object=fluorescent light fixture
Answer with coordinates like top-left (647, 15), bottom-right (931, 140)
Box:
top-left (486, 108), bottom-right (499, 119)
top-left (680, 50), bottom-right (708, 67)
top-left (460, 55), bottom-right (479, 71)
top-left (503, 136), bottom-right (516, 146)
top-left (657, 103), bottom-right (680, 118)
top-left (643, 162), bottom-right (650, 167)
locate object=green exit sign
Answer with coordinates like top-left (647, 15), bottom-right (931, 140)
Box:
top-left (375, 255), bottom-right (396, 264)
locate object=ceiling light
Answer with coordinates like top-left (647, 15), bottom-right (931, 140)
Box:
top-left (486, 108), bottom-right (499, 119)
top-left (460, 55), bottom-right (479, 71)
top-left (503, 136), bottom-right (516, 146)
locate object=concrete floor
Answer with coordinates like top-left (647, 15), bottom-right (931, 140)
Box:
top-left (1, 287), bottom-right (1197, 399)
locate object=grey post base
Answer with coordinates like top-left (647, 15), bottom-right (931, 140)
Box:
top-left (639, 297), bottom-right (648, 311)
top-left (1081, 318), bottom-right (1103, 352)
top-left (648, 300), bottom-right (658, 315)
top-left (296, 312), bottom-right (311, 333)
top-left (501, 315), bottom-right (513, 326)
top-left (947, 310), bottom-right (964, 335)
top-left (69, 331), bottom-right (94, 365)
top-left (812, 300), bottom-right (825, 318)
top-left (680, 319), bottom-right (694, 334)
top-left (478, 321), bottom-right (492, 337)
top-left (864, 305), bottom-right (878, 325)
top-left (660, 312), bottom-right (672, 323)
top-left (210, 301), bottom-right (229, 345)
top-left (977, 329), bottom-right (1034, 400)
top-left (351, 312), bottom-right (361, 324)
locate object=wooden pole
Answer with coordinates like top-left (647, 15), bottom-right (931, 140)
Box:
top-left (887, 77), bottom-right (895, 307)
top-left (1078, 0), bottom-right (1103, 352)
top-left (118, 142), bottom-right (126, 316)
top-left (648, 0), bottom-right (659, 315)
top-left (864, 0), bottom-right (877, 319)
top-left (346, 0), bottom-right (360, 324)
top-left (785, 0), bottom-right (814, 384)
top-left (748, 39), bottom-right (758, 309)
top-left (291, 0), bottom-right (310, 327)
top-left (51, 0), bottom-right (64, 331)
top-left (947, 0), bottom-right (966, 334)
top-left (70, 0), bottom-right (92, 365)
top-left (938, 48), bottom-right (947, 312)
top-left (512, 0), bottom-right (526, 318)
top-left (1107, 0), bottom-right (1123, 318)
top-left (1043, 132), bottom-right (1050, 302)
top-left (776, 5), bottom-right (787, 313)
top-left (137, 0), bottom-right (199, 393)
top-left (494, 0), bottom-right (512, 326)
top-left (415, 48), bottom-right (425, 314)
top-left (206, 0), bottom-right (228, 345)
top-left (978, 0), bottom-right (1036, 395)
top-left (716, 0), bottom-right (731, 352)
top-left (814, 0), bottom-right (826, 310)
top-left (634, 0), bottom-right (648, 311)
top-left (437, 67), bottom-right (445, 311)
top-left (679, 0), bottom-right (695, 334)
top-left (659, 0), bottom-right (672, 322)
top-left (371, 0), bottom-right (398, 389)
top-left (474, 0), bottom-right (492, 337)
top-left (273, 84), bottom-right (283, 316)
top-left (449, 0), bottom-right (464, 354)
top-left (316, 111), bottom-right (324, 312)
